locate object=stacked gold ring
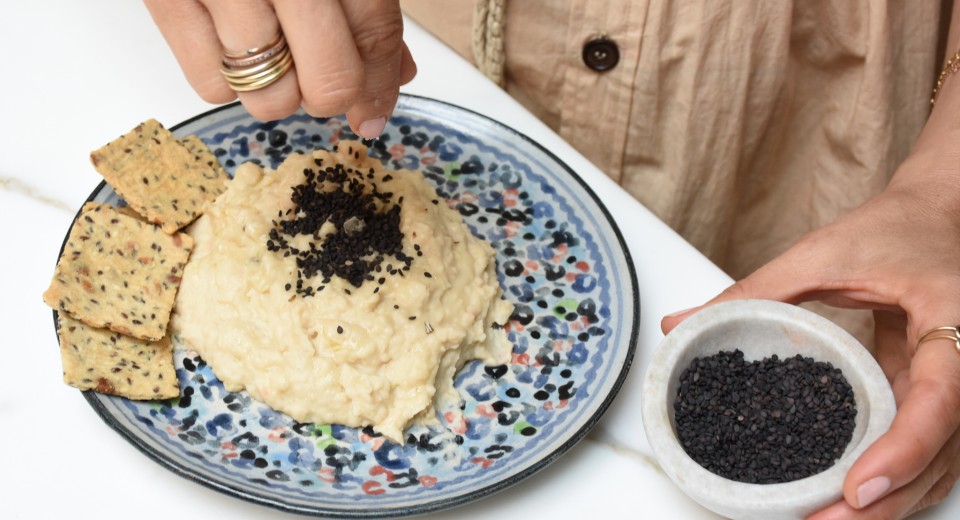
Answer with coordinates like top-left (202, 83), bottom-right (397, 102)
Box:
top-left (917, 325), bottom-right (960, 354)
top-left (220, 32), bottom-right (293, 92)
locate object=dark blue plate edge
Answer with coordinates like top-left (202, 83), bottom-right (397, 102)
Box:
top-left (49, 95), bottom-right (641, 518)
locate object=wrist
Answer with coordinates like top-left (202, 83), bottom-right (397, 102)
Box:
top-left (886, 148), bottom-right (960, 223)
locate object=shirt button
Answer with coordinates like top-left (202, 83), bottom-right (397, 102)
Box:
top-left (582, 38), bottom-right (620, 72)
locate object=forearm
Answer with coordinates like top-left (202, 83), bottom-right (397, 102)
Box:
top-left (892, 1), bottom-right (960, 194)
top-left (895, 2), bottom-right (960, 171)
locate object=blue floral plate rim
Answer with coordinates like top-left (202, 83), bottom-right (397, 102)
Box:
top-left (52, 95), bottom-right (640, 517)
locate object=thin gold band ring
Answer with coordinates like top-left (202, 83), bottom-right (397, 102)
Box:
top-left (222, 32), bottom-right (284, 60)
top-left (917, 325), bottom-right (960, 353)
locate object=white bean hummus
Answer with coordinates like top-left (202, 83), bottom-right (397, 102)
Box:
top-left (172, 142), bottom-right (513, 442)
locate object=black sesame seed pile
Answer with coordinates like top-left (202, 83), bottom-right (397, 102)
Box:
top-left (673, 349), bottom-right (856, 484)
top-left (265, 151), bottom-right (414, 295)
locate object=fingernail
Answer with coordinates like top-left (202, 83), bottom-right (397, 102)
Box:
top-left (857, 476), bottom-right (891, 508)
top-left (357, 117), bottom-right (386, 140)
top-left (664, 306), bottom-right (697, 320)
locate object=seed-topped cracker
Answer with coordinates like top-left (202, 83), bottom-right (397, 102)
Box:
top-left (89, 119), bottom-right (228, 233)
top-left (43, 202), bottom-right (194, 341)
top-left (179, 134), bottom-right (230, 193)
top-left (57, 313), bottom-right (178, 400)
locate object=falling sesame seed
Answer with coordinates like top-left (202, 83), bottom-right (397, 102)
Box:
top-left (424, 272), bottom-right (432, 278)
top-left (408, 316), bottom-right (416, 320)
top-left (337, 325), bottom-right (343, 334)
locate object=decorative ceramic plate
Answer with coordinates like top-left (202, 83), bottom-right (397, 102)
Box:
top-left (55, 96), bottom-right (639, 517)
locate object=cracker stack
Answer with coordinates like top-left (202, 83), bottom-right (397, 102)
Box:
top-left (43, 119), bottom-right (228, 400)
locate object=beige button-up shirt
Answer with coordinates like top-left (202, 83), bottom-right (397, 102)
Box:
top-left (402, 0), bottom-right (946, 340)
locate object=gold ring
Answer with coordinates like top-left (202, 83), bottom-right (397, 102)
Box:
top-left (221, 51), bottom-right (292, 81)
top-left (917, 325), bottom-right (960, 353)
top-left (223, 32), bottom-right (284, 60)
top-left (222, 34), bottom-right (287, 69)
top-left (226, 54), bottom-right (294, 92)
top-left (220, 32), bottom-right (293, 93)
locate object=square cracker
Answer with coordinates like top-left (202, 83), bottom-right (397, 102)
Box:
top-left (90, 119), bottom-right (228, 233)
top-left (179, 134), bottom-right (230, 190)
top-left (43, 202), bottom-right (194, 341)
top-left (57, 313), bottom-right (179, 400)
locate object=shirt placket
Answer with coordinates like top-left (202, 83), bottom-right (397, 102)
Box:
top-left (558, 0), bottom-right (649, 184)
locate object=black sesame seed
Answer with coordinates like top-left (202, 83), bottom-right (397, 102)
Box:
top-left (266, 158), bottom-right (414, 293)
top-left (673, 349), bottom-right (856, 484)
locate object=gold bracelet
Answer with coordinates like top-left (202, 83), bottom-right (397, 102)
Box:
top-left (931, 47), bottom-right (960, 106)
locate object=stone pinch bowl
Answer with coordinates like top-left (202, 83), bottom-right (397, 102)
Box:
top-left (641, 299), bottom-right (896, 520)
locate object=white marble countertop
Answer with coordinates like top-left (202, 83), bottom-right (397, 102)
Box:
top-left (1, 2), bottom-right (957, 519)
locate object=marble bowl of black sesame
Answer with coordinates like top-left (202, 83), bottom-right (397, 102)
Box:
top-left (642, 299), bottom-right (895, 520)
